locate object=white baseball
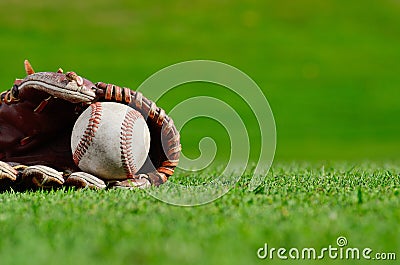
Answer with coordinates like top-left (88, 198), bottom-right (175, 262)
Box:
top-left (71, 102), bottom-right (150, 180)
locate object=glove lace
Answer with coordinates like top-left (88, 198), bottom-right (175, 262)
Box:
top-left (0, 87), bottom-right (20, 105)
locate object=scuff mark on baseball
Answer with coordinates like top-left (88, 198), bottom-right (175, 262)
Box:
top-left (71, 102), bottom-right (150, 180)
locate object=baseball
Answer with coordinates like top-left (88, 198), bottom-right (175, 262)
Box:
top-left (71, 102), bottom-right (150, 180)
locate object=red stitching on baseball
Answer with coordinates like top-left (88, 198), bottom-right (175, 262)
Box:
top-left (73, 102), bottom-right (102, 165)
top-left (120, 109), bottom-right (141, 178)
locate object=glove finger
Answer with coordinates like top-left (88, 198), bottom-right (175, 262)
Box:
top-left (108, 174), bottom-right (151, 190)
top-left (0, 161), bottom-right (18, 181)
top-left (22, 165), bottom-right (64, 188)
top-left (65, 172), bottom-right (106, 189)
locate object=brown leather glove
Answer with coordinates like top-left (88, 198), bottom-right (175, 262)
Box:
top-left (0, 60), bottom-right (180, 191)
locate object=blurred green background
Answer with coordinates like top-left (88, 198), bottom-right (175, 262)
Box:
top-left (0, 0), bottom-right (399, 162)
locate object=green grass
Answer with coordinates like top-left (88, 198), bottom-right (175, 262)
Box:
top-left (0, 162), bottom-right (399, 265)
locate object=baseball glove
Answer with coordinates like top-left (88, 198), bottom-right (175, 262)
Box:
top-left (0, 60), bottom-right (180, 191)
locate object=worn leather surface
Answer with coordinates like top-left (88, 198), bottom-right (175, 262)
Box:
top-left (0, 86), bottom-right (81, 171)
